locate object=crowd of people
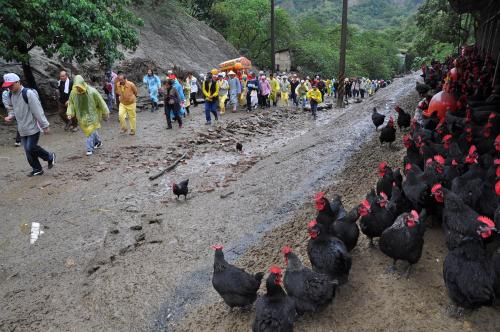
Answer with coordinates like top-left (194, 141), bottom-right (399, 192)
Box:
top-left (1, 66), bottom-right (387, 176)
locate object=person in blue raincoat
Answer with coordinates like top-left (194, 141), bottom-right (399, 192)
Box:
top-left (143, 69), bottom-right (161, 112)
top-left (168, 74), bottom-right (186, 119)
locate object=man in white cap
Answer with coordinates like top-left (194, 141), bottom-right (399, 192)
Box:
top-left (227, 71), bottom-right (241, 113)
top-left (3, 73), bottom-right (55, 176)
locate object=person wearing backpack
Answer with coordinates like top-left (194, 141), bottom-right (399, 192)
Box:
top-left (2, 89), bottom-right (21, 146)
top-left (3, 73), bottom-right (55, 176)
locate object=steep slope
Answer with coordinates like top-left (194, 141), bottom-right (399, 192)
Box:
top-left (0, 4), bottom-right (239, 112)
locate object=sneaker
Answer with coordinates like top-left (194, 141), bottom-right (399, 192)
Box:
top-left (120, 128), bottom-right (128, 134)
top-left (94, 141), bottom-right (102, 149)
top-left (205, 122), bottom-right (211, 125)
top-left (86, 151), bottom-right (93, 156)
top-left (48, 152), bottom-right (56, 169)
top-left (28, 170), bottom-right (44, 177)
top-left (14, 142), bottom-right (21, 147)
top-left (129, 130), bottom-right (135, 135)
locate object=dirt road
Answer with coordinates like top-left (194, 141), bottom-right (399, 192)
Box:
top-left (1, 73), bottom-right (498, 331)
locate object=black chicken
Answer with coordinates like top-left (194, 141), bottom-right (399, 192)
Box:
top-left (379, 116), bottom-right (396, 147)
top-left (307, 220), bottom-right (351, 284)
top-left (372, 107), bottom-right (385, 131)
top-left (212, 245), bottom-right (264, 308)
top-left (315, 192), bottom-right (346, 230)
top-left (172, 179), bottom-right (189, 199)
top-left (330, 206), bottom-right (360, 251)
top-left (395, 106), bottom-right (411, 130)
top-left (253, 266), bottom-right (296, 332)
top-left (236, 142), bottom-right (243, 153)
top-left (376, 162), bottom-right (394, 199)
top-left (379, 210), bottom-right (426, 277)
top-left (358, 193), bottom-right (396, 246)
top-left (443, 238), bottom-right (496, 313)
top-left (282, 246), bottom-right (336, 314)
top-left (402, 163), bottom-right (429, 211)
top-left (493, 248), bottom-right (500, 299)
top-left (431, 184), bottom-right (495, 250)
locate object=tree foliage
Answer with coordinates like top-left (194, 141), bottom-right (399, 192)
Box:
top-left (1, 0), bottom-right (143, 69)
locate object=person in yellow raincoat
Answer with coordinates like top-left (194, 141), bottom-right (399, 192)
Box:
top-left (326, 79), bottom-right (332, 96)
top-left (296, 80), bottom-right (309, 109)
top-left (279, 76), bottom-right (291, 107)
top-left (182, 77), bottom-right (191, 115)
top-left (67, 75), bottom-right (109, 156)
top-left (306, 84), bottom-right (322, 120)
top-left (269, 73), bottom-right (280, 107)
top-left (239, 74), bottom-right (248, 106)
top-left (217, 73), bottom-right (229, 115)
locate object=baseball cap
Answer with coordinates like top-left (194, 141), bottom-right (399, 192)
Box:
top-left (2, 73), bottom-right (20, 87)
top-left (168, 74), bottom-right (177, 79)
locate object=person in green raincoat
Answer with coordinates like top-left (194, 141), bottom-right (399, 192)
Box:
top-left (67, 75), bottom-right (110, 156)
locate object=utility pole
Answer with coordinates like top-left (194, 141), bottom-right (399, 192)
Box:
top-left (337, 0), bottom-right (348, 108)
top-left (271, 0), bottom-right (276, 74)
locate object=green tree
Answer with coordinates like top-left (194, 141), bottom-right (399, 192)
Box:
top-left (1, 0), bottom-right (142, 90)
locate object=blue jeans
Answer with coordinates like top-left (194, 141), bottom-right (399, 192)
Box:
top-left (86, 131), bottom-right (101, 152)
top-left (205, 100), bottom-right (218, 123)
top-left (301, 97), bottom-right (307, 109)
top-left (21, 132), bottom-right (51, 172)
top-left (311, 101), bottom-right (318, 118)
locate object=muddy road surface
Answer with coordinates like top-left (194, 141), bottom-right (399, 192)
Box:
top-left (1, 72), bottom-right (499, 332)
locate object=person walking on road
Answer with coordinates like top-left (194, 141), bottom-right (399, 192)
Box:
top-left (202, 73), bottom-right (219, 125)
top-left (188, 73), bottom-right (198, 107)
top-left (217, 73), bottom-right (229, 115)
top-left (163, 79), bottom-right (183, 129)
top-left (258, 74), bottom-right (271, 108)
top-left (246, 73), bottom-right (259, 112)
top-left (67, 75), bottom-right (110, 156)
top-left (143, 69), bottom-right (161, 112)
top-left (296, 80), bottom-right (309, 110)
top-left (280, 76), bottom-right (291, 107)
top-left (3, 73), bottom-right (55, 176)
top-left (307, 84), bottom-right (322, 120)
top-left (227, 71), bottom-right (241, 113)
top-left (115, 72), bottom-right (138, 135)
top-left (269, 73), bottom-right (280, 107)
top-left (290, 74), bottom-right (300, 107)
top-left (57, 71), bottom-right (77, 131)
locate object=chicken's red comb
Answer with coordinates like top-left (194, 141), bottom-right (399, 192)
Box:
top-left (434, 155), bottom-right (445, 165)
top-left (405, 163), bottom-right (412, 171)
top-left (314, 192), bottom-right (325, 201)
top-left (495, 159), bottom-right (500, 165)
top-left (489, 113), bottom-right (496, 119)
top-left (425, 158), bottom-right (433, 165)
top-left (468, 145), bottom-right (477, 154)
top-left (212, 244), bottom-right (223, 250)
top-left (380, 192), bottom-right (388, 201)
top-left (496, 181), bottom-right (500, 196)
top-left (269, 266), bottom-right (282, 274)
top-left (307, 219), bottom-right (317, 229)
top-left (452, 159), bottom-right (458, 166)
top-left (477, 216), bottom-right (495, 228)
top-left (361, 199), bottom-right (371, 209)
top-left (410, 210), bottom-right (419, 220)
top-left (378, 162), bottom-right (387, 171)
top-left (495, 135), bottom-right (500, 144)
top-left (442, 134), bottom-right (453, 142)
top-left (282, 246), bottom-right (292, 255)
top-left (431, 183), bottom-right (442, 193)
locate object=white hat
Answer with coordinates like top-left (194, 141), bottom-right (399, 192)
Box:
top-left (228, 70), bottom-right (236, 75)
top-left (217, 73), bottom-right (224, 77)
top-left (2, 73), bottom-right (20, 88)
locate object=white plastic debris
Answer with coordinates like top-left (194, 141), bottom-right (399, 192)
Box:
top-left (30, 222), bottom-right (44, 244)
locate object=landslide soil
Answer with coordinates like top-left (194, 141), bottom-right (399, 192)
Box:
top-left (1, 72), bottom-right (498, 332)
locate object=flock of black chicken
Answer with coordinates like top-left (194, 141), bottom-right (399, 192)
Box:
top-left (211, 48), bottom-right (499, 331)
